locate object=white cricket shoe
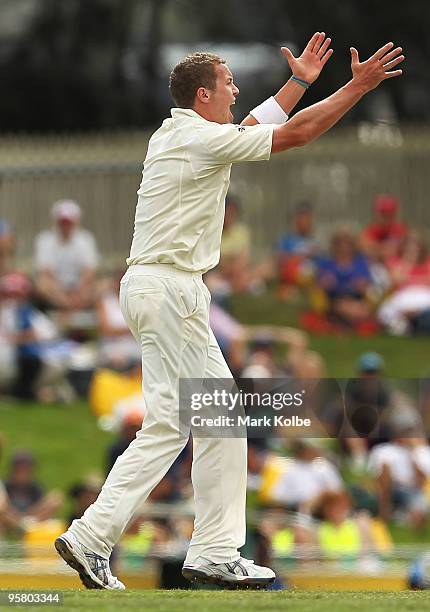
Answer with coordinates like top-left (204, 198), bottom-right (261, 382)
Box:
top-left (182, 556), bottom-right (276, 589)
top-left (54, 531), bottom-right (125, 590)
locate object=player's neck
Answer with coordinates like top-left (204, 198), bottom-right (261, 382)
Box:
top-left (191, 103), bottom-right (222, 124)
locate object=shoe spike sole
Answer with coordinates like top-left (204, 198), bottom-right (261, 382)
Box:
top-left (182, 567), bottom-right (275, 590)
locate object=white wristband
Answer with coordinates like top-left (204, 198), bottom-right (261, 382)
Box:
top-left (250, 96), bottom-right (288, 124)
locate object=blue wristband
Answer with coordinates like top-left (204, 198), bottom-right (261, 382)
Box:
top-left (291, 75), bottom-right (311, 89)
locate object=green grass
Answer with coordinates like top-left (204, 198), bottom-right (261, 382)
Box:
top-left (231, 292), bottom-right (430, 377)
top-left (0, 400), bottom-right (113, 492)
top-left (308, 334), bottom-right (430, 378)
top-left (2, 590), bottom-right (430, 612)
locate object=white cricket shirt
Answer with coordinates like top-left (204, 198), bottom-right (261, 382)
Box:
top-left (127, 108), bottom-right (274, 273)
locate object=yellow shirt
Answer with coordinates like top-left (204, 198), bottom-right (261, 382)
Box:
top-left (221, 223), bottom-right (251, 259)
top-left (318, 519), bottom-right (361, 558)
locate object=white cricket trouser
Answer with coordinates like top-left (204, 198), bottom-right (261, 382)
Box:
top-left (70, 264), bottom-right (247, 564)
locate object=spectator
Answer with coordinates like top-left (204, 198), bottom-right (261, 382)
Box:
top-left (220, 195), bottom-right (251, 273)
top-left (209, 302), bottom-right (247, 375)
top-left (106, 407), bottom-right (145, 474)
top-left (343, 352), bottom-right (392, 459)
top-left (205, 195), bottom-right (251, 299)
top-left (67, 476), bottom-right (102, 526)
top-left (5, 451), bottom-right (63, 524)
top-left (209, 299), bottom-right (309, 377)
top-left (241, 326), bottom-right (311, 379)
top-left (277, 201), bottom-right (319, 294)
top-left (0, 271), bottom-right (72, 401)
top-left (0, 272), bottom-right (46, 399)
top-left (241, 337), bottom-right (282, 379)
top-left (284, 337), bottom-right (326, 380)
top-left (317, 227), bottom-right (374, 328)
top-left (387, 231), bottom-right (430, 287)
top-left (315, 490), bottom-right (389, 561)
top-left (247, 441), bottom-right (268, 501)
top-left (368, 427), bottom-right (430, 527)
top-left (379, 232), bottom-right (430, 335)
top-left (0, 438), bottom-right (22, 535)
top-left (96, 273), bottom-right (140, 370)
top-left (360, 194), bottom-right (408, 260)
top-left (0, 220), bottom-right (15, 276)
top-left (207, 194), bottom-right (271, 297)
top-left (317, 352), bottom-right (421, 470)
top-left (270, 440), bottom-right (344, 513)
top-left (0, 477), bottom-right (13, 535)
top-left (34, 200), bottom-right (99, 311)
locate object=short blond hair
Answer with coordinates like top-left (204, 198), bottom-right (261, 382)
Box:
top-left (169, 52), bottom-right (226, 108)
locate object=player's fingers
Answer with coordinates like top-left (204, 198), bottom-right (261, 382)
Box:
top-left (384, 69), bottom-right (403, 78)
top-left (379, 46), bottom-right (403, 65)
top-left (383, 55), bottom-right (405, 70)
top-left (312, 32), bottom-right (326, 53)
top-left (281, 46), bottom-right (295, 62)
top-left (350, 47), bottom-right (360, 64)
top-left (320, 48), bottom-right (334, 66)
top-left (305, 32), bottom-right (320, 52)
top-left (370, 41), bottom-right (394, 61)
top-left (317, 37), bottom-right (331, 58)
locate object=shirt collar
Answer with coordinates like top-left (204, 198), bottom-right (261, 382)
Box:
top-left (170, 108), bottom-right (210, 122)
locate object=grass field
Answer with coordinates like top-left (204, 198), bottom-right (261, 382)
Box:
top-left (0, 400), bottom-right (112, 493)
top-left (2, 589), bottom-right (430, 611)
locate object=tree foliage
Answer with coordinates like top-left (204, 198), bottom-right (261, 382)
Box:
top-left (0, 0), bottom-right (428, 132)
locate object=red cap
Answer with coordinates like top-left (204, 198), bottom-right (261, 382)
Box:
top-left (374, 194), bottom-right (399, 214)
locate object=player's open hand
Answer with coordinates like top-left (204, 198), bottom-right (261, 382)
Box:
top-left (350, 42), bottom-right (404, 92)
top-left (281, 32), bottom-right (333, 84)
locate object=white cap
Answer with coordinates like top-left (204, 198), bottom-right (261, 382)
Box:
top-left (51, 199), bottom-right (81, 222)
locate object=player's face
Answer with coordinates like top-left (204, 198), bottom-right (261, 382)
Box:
top-left (211, 64), bottom-right (239, 124)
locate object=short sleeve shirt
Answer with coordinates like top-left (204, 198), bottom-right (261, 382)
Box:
top-left (317, 254), bottom-right (372, 296)
top-left (369, 442), bottom-right (430, 486)
top-left (35, 228), bottom-right (99, 288)
top-left (272, 458), bottom-right (343, 505)
top-left (127, 108), bottom-right (274, 273)
top-left (363, 221), bottom-right (408, 243)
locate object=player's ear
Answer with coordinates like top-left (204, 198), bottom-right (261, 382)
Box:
top-left (196, 86), bottom-right (211, 104)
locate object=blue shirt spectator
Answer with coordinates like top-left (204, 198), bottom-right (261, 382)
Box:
top-left (277, 201), bottom-right (319, 258)
top-left (318, 252), bottom-right (372, 298)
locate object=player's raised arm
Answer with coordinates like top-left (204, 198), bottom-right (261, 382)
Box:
top-left (271, 41), bottom-right (404, 152)
top-left (241, 32), bottom-right (334, 126)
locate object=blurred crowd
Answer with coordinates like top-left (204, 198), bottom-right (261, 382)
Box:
top-left (1, 191), bottom-right (429, 401)
top-left (1, 192), bottom-right (430, 585)
top-left (210, 191), bottom-right (430, 337)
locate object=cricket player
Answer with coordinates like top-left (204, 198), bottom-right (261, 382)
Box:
top-left (55, 33), bottom-right (403, 589)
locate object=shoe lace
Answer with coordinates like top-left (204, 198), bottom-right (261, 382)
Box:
top-left (85, 551), bottom-right (108, 571)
